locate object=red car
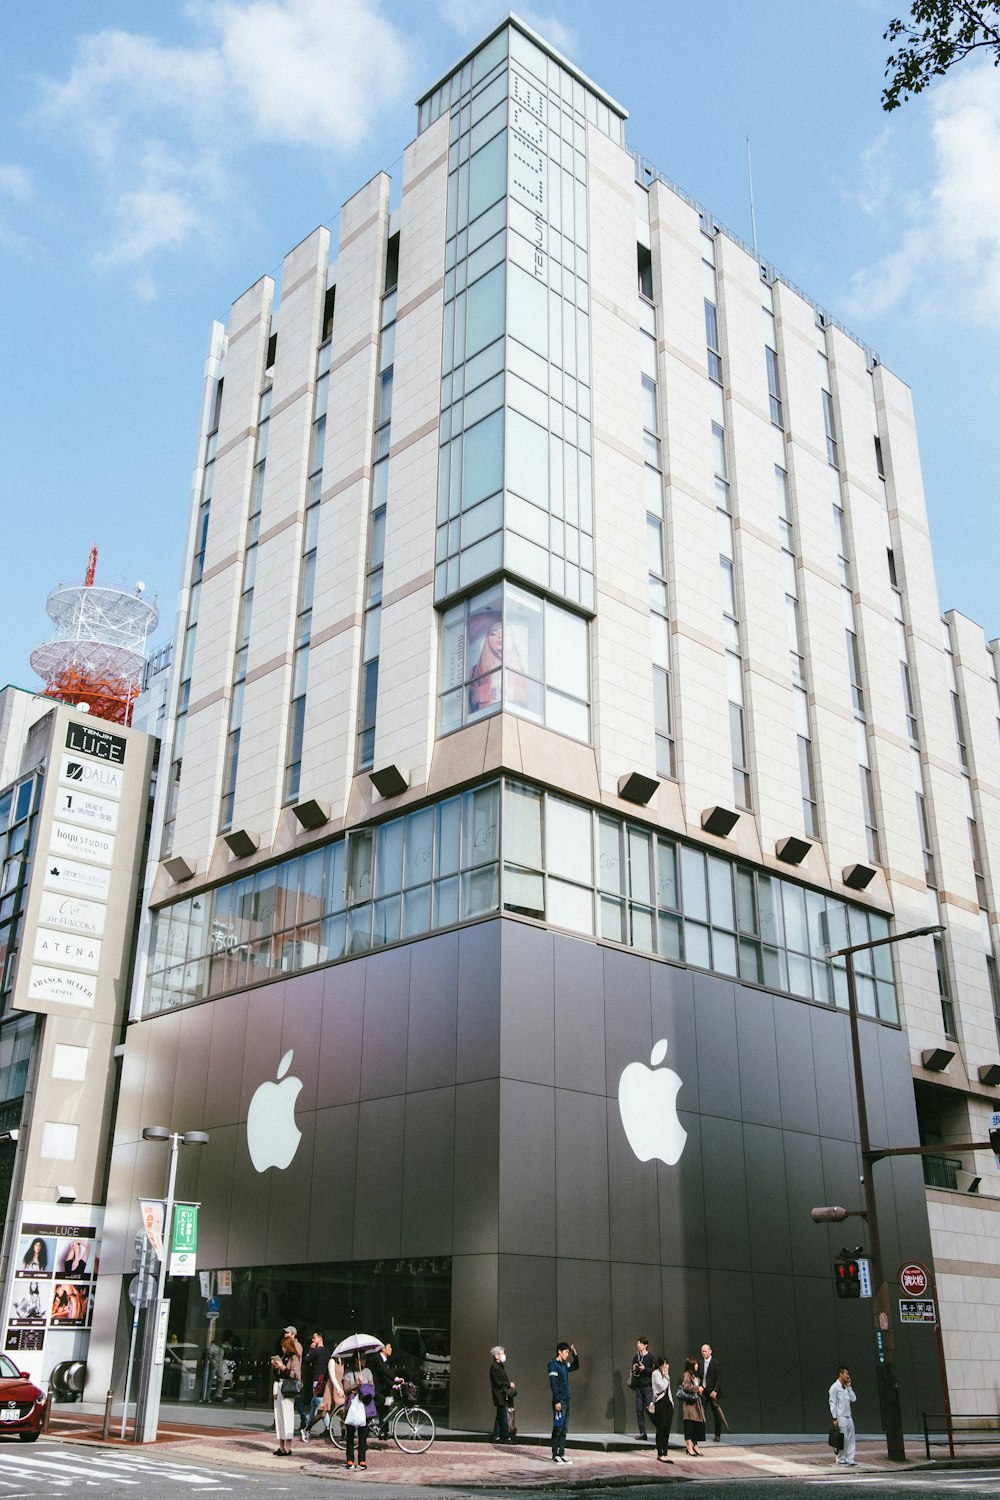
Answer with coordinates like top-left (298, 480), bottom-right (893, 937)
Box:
top-left (0, 1353), bottom-right (43, 1441)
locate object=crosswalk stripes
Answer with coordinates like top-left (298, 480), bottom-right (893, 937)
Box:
top-left (0, 1447), bottom-right (258, 1491)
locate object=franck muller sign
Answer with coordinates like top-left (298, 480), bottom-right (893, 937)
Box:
top-left (65, 721), bottom-right (127, 765)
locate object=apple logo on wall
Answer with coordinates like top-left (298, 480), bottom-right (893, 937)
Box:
top-left (618, 1038), bottom-right (688, 1166)
top-left (246, 1049), bottom-right (303, 1172)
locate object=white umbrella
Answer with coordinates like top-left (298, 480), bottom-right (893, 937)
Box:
top-left (332, 1332), bottom-right (383, 1358)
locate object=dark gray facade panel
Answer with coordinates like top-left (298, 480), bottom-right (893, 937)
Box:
top-left (692, 972), bottom-right (742, 1121)
top-left (734, 988), bottom-right (782, 1129)
top-left (456, 922), bottom-right (501, 1082)
top-left (319, 960), bottom-right (366, 1104)
top-left (361, 946), bottom-right (411, 1100)
top-left (606, 1096), bottom-right (663, 1264)
top-left (744, 1123), bottom-right (791, 1271)
top-left (602, 947), bottom-right (653, 1093)
top-left (195, 1122), bottom-right (237, 1268)
top-left (701, 1115), bottom-right (751, 1272)
top-left (451, 1253), bottom-right (500, 1433)
top-left (307, 1105), bottom-right (359, 1262)
top-left (407, 931), bottom-right (460, 1092)
top-left (238, 982), bottom-right (287, 1120)
top-left (496, 1254), bottom-right (558, 1418)
top-left (655, 1112), bottom-right (707, 1268)
top-left (401, 1087), bottom-right (456, 1254)
top-left (556, 1257), bottom-right (614, 1430)
top-left (752, 1272), bottom-right (802, 1430)
top-left (782, 1130), bottom-right (831, 1277)
top-left (108, 916), bottom-right (944, 1434)
top-left (278, 967), bottom-right (324, 1112)
top-left (553, 933), bottom-right (607, 1095)
top-left (205, 992), bottom-right (248, 1130)
top-left (139, 1007), bottom-right (182, 1131)
top-left (554, 1088), bottom-right (610, 1261)
top-left (501, 924), bottom-right (555, 1085)
top-left (650, 960), bottom-right (697, 1114)
top-left (774, 996), bottom-right (821, 1135)
top-left (171, 1004), bottom-right (213, 1126)
top-left (452, 1080), bottom-right (500, 1254)
top-left (499, 1080), bottom-right (555, 1256)
top-left (811, 1004), bottom-right (858, 1144)
top-left (353, 1095), bottom-right (406, 1259)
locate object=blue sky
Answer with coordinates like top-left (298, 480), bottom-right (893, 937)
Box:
top-left (2, 0), bottom-right (998, 692)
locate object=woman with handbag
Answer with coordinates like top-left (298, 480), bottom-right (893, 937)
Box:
top-left (270, 1326), bottom-right (303, 1456)
top-left (341, 1353), bottom-right (377, 1470)
top-left (678, 1356), bottom-right (706, 1457)
top-left (650, 1355), bottom-right (674, 1462)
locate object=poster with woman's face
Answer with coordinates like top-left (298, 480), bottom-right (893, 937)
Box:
top-left (16, 1235), bottom-right (54, 1278)
top-left (49, 1283), bottom-right (90, 1327)
top-left (56, 1236), bottom-right (93, 1279)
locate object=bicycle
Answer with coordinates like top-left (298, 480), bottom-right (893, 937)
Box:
top-left (327, 1382), bottom-right (435, 1454)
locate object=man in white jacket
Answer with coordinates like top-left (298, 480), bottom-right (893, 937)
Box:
top-left (828, 1367), bottom-right (856, 1466)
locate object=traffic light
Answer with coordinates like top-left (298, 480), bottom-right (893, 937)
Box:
top-left (834, 1256), bottom-right (861, 1299)
top-left (989, 1125), bottom-right (1000, 1155)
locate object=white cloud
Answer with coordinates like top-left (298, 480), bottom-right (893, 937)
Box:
top-left (845, 63), bottom-right (1000, 328)
top-left (34, 0), bottom-right (415, 283)
top-left (0, 164), bottom-right (32, 200)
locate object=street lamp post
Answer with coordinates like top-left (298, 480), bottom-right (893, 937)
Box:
top-left (826, 922), bottom-right (943, 1464)
top-left (133, 1126), bottom-right (208, 1443)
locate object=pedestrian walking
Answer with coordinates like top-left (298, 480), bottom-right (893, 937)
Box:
top-left (270, 1326), bottom-right (302, 1457)
top-left (489, 1345), bottom-right (515, 1443)
top-left (628, 1336), bottom-right (655, 1440)
top-left (678, 1356), bottom-right (706, 1457)
top-left (650, 1355), bottom-right (674, 1461)
top-left (828, 1366), bottom-right (856, 1467)
top-left (298, 1330), bottom-right (331, 1440)
top-left (547, 1340), bottom-right (579, 1464)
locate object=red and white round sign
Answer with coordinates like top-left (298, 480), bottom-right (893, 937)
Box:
top-left (899, 1261), bottom-right (929, 1296)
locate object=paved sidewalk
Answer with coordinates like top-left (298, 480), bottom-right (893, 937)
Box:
top-left (44, 1408), bottom-right (1000, 1487)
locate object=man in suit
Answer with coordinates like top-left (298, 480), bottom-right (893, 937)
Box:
top-left (700, 1343), bottom-right (723, 1442)
top-left (629, 1337), bottom-right (655, 1440)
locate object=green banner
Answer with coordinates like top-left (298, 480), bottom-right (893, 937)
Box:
top-left (169, 1202), bottom-right (198, 1275)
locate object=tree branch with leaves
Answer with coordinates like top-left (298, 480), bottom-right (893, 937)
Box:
top-left (883, 1), bottom-right (1000, 109)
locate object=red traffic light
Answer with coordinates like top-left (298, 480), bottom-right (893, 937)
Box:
top-left (835, 1257), bottom-right (862, 1299)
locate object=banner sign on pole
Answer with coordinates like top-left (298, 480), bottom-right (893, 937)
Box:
top-left (139, 1199), bottom-right (165, 1258)
top-left (169, 1203), bottom-right (199, 1277)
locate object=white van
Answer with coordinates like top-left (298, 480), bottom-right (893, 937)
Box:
top-left (390, 1325), bottom-right (449, 1396)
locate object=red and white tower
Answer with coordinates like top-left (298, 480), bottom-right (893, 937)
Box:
top-left (30, 546), bottom-right (159, 726)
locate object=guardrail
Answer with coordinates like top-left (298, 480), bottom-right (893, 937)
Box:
top-left (923, 1411), bottom-right (1000, 1459)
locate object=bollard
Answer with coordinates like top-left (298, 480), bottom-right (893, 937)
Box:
top-left (101, 1388), bottom-right (115, 1441)
top-left (41, 1392), bottom-right (53, 1433)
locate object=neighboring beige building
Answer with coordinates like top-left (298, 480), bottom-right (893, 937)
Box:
top-left (0, 690), bottom-right (154, 1388)
top-left (94, 16), bottom-right (998, 1430)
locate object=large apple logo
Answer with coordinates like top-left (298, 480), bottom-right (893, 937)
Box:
top-left (247, 1049), bottom-right (303, 1172)
top-left (618, 1038), bottom-right (688, 1165)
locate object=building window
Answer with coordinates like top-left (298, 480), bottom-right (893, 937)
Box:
top-left (934, 935), bottom-right (956, 1039)
top-left (439, 582), bottom-right (590, 741)
top-left (765, 345), bottom-right (783, 428)
top-left (821, 388), bottom-right (838, 468)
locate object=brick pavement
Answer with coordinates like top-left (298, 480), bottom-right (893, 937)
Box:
top-left (47, 1411), bottom-right (983, 1486)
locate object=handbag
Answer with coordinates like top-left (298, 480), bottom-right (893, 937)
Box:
top-left (280, 1377), bottom-right (301, 1397)
top-left (828, 1423), bottom-right (844, 1452)
top-left (507, 1405), bottom-right (517, 1438)
top-left (345, 1392), bottom-right (366, 1427)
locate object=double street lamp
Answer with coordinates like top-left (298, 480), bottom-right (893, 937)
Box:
top-left (133, 1126), bottom-right (208, 1443)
